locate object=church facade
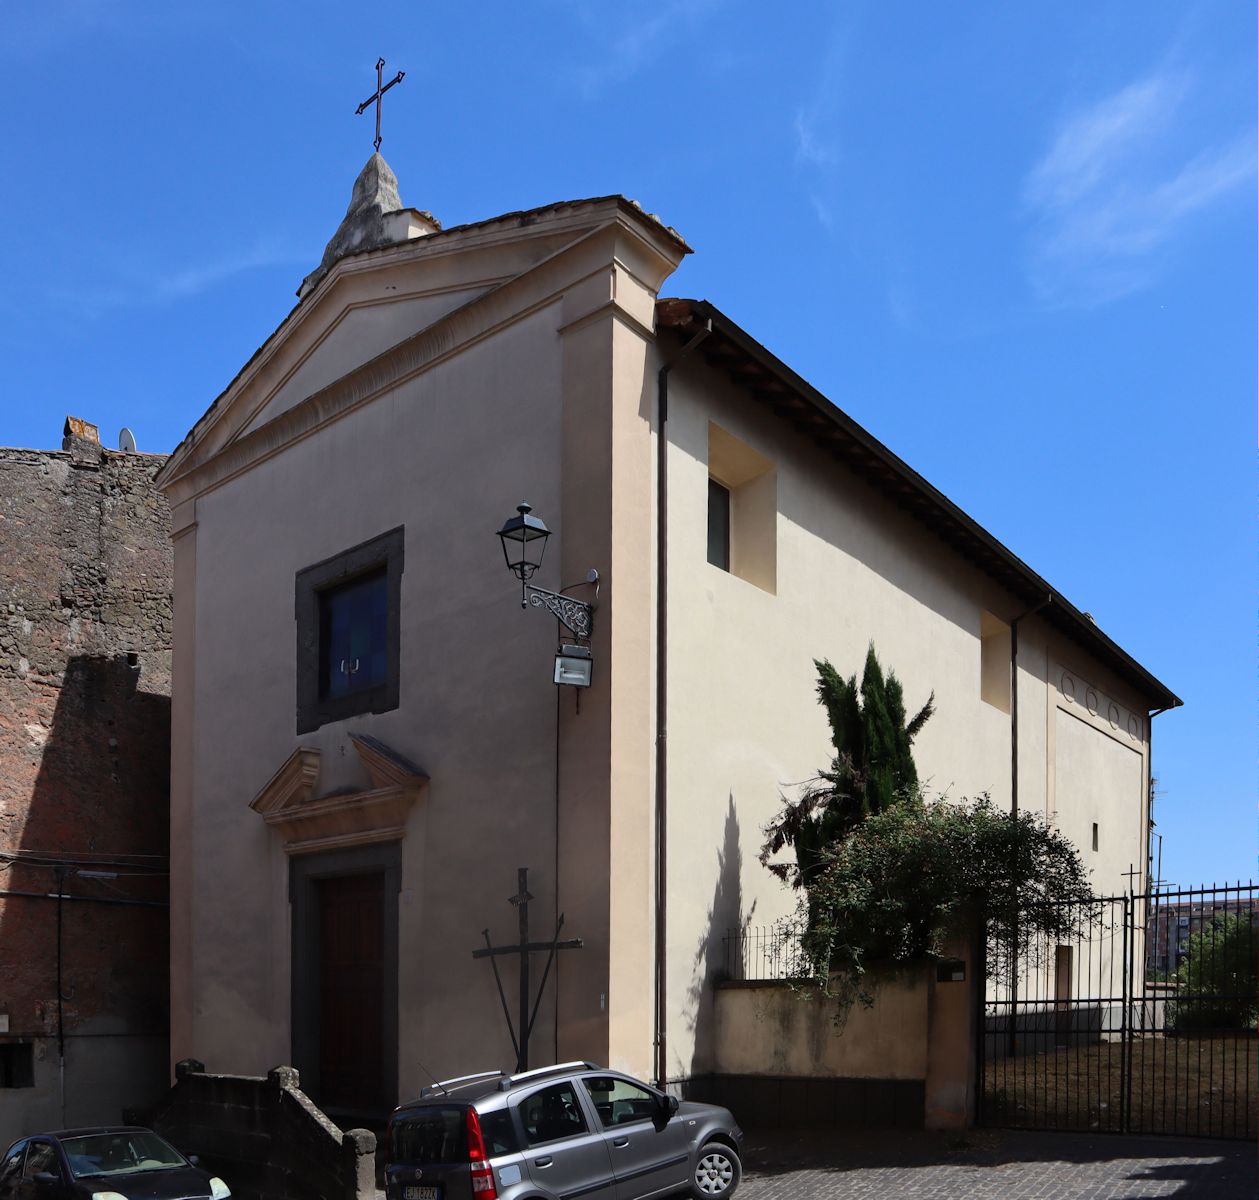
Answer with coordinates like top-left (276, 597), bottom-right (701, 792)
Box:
top-left (157, 155), bottom-right (1178, 1123)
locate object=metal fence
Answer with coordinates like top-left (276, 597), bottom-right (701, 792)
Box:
top-left (722, 923), bottom-right (808, 981)
top-left (980, 881), bottom-right (1257, 1140)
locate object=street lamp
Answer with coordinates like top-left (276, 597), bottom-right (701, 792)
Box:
top-left (496, 503), bottom-right (596, 679)
top-left (496, 503), bottom-right (551, 592)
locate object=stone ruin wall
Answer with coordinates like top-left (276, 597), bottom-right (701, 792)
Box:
top-left (0, 422), bottom-right (172, 1048)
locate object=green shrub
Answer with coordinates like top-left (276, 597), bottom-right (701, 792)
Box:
top-left (1167, 912), bottom-right (1258, 1032)
top-left (797, 792), bottom-right (1094, 987)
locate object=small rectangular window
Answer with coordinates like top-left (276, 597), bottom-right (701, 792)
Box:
top-left (707, 424), bottom-right (776, 592)
top-left (1092, 822), bottom-right (1099, 852)
top-left (0, 1044), bottom-right (34, 1088)
top-left (295, 527), bottom-right (403, 734)
top-left (318, 568), bottom-right (389, 700)
top-left (707, 479), bottom-right (730, 571)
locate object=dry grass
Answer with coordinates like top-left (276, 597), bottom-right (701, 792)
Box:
top-left (983, 1035), bottom-right (1256, 1139)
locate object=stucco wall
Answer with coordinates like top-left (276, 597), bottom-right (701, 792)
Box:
top-left (659, 352), bottom-right (1152, 1078)
top-left (713, 973), bottom-right (930, 1080)
top-left (179, 303), bottom-right (569, 1090)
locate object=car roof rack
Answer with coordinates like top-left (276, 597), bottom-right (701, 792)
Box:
top-left (419, 1070), bottom-right (507, 1098)
top-left (497, 1061), bottom-right (601, 1090)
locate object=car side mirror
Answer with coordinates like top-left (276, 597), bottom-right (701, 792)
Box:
top-left (33, 1172), bottom-right (60, 1190)
top-left (187, 1155), bottom-right (201, 1167)
top-left (661, 1094), bottom-right (679, 1118)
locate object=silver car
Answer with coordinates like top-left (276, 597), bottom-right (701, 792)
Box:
top-left (384, 1062), bottom-right (743, 1200)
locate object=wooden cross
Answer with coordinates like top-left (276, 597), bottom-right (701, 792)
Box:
top-left (472, 867), bottom-right (582, 1072)
top-left (355, 57), bottom-right (406, 152)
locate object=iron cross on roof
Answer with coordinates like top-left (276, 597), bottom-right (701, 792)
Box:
top-left (355, 57), bottom-right (405, 152)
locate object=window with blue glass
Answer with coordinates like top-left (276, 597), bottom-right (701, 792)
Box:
top-left (319, 569), bottom-right (389, 699)
top-left (296, 528), bottom-right (403, 733)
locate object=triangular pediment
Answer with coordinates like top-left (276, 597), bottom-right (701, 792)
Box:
top-left (249, 747), bottom-right (321, 815)
top-left (155, 197), bottom-right (688, 504)
top-left (249, 735), bottom-right (428, 855)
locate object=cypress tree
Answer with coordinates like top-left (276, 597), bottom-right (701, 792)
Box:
top-left (761, 644), bottom-right (934, 895)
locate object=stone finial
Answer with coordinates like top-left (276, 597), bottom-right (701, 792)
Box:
top-left (298, 154), bottom-right (440, 299)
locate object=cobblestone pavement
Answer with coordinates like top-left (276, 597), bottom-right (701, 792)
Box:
top-left (739, 1127), bottom-right (1255, 1198)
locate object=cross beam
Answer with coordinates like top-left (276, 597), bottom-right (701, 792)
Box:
top-left (472, 867), bottom-right (582, 1071)
top-left (355, 57), bottom-right (405, 152)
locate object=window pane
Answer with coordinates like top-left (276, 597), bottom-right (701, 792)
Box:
top-left (389, 1108), bottom-right (466, 1165)
top-left (583, 1076), bottom-right (658, 1126)
top-left (319, 569), bottom-right (388, 699)
top-left (518, 1082), bottom-right (589, 1145)
top-left (707, 478), bottom-right (730, 570)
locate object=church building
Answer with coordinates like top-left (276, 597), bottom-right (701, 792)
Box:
top-left (156, 150), bottom-right (1178, 1126)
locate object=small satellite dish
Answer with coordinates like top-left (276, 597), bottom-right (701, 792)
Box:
top-left (118, 428), bottom-right (137, 453)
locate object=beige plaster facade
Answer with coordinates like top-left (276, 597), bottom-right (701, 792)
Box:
top-left (159, 160), bottom-right (1177, 1119)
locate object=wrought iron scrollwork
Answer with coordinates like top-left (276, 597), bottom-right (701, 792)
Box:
top-left (526, 586), bottom-right (592, 641)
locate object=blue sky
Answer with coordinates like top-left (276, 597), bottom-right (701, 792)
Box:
top-left (0, 2), bottom-right (1252, 889)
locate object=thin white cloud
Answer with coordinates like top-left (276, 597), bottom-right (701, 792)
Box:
top-left (46, 241), bottom-right (303, 317)
top-left (570, 0), bottom-right (722, 97)
top-left (150, 244), bottom-right (300, 302)
top-left (1023, 71), bottom-right (1254, 307)
top-left (794, 109), bottom-right (836, 170)
top-left (789, 12), bottom-right (859, 236)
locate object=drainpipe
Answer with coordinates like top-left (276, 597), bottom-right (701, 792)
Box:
top-left (1010, 595), bottom-right (1052, 821)
top-left (55, 866), bottom-right (66, 1127)
top-left (1007, 594), bottom-right (1051, 1058)
top-left (653, 320), bottom-right (711, 1086)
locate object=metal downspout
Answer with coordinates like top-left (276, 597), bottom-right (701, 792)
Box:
top-left (1010, 595), bottom-right (1052, 820)
top-left (653, 321), bottom-right (711, 1086)
top-left (1007, 594), bottom-right (1051, 1057)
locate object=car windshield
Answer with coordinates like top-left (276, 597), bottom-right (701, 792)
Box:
top-left (61, 1132), bottom-right (187, 1178)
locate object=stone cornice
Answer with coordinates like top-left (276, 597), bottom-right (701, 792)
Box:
top-left (249, 736), bottom-right (428, 856)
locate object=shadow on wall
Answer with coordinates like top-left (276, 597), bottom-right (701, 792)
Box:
top-left (0, 655), bottom-right (171, 1128)
top-left (685, 795), bottom-right (753, 1077)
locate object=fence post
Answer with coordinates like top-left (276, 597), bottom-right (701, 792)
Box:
top-left (1128, 891), bottom-right (1138, 1133)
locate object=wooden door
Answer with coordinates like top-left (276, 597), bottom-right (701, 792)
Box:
top-left (317, 871), bottom-right (385, 1115)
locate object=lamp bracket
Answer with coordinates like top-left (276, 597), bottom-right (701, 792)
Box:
top-left (526, 585), bottom-right (593, 641)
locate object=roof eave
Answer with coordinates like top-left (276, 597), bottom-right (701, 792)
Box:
top-left (657, 297), bottom-right (1182, 713)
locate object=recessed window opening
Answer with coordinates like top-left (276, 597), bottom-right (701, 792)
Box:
top-left (707, 422), bottom-right (776, 594)
top-left (1092, 822), bottom-right (1099, 852)
top-left (707, 479), bottom-right (730, 571)
top-left (980, 611), bottom-right (1011, 713)
top-left (296, 527), bottom-right (403, 734)
top-left (318, 568), bottom-right (388, 700)
top-left (0, 1043), bottom-right (34, 1088)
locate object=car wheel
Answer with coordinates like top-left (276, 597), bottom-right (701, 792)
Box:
top-left (691, 1142), bottom-right (740, 1199)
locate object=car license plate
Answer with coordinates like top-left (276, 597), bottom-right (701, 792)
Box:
top-left (403, 1188), bottom-right (439, 1200)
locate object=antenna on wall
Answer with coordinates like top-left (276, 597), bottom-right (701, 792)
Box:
top-left (118, 428), bottom-right (137, 453)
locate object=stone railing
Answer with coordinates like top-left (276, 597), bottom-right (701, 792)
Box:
top-left (147, 1061), bottom-right (376, 1200)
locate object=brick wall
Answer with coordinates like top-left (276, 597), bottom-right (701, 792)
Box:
top-left (0, 421), bottom-right (172, 1139)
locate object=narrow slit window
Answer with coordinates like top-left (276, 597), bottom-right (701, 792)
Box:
top-left (707, 478), bottom-right (730, 571)
top-left (1092, 822), bottom-right (1099, 852)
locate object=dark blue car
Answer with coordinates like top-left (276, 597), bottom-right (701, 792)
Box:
top-left (0, 1128), bottom-right (230, 1200)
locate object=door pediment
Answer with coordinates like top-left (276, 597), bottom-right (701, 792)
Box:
top-left (250, 734), bottom-right (427, 855)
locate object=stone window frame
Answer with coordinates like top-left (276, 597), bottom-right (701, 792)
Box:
top-left (295, 527), bottom-right (404, 734)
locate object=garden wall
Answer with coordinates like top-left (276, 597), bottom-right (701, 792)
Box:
top-left (684, 938), bottom-right (977, 1130)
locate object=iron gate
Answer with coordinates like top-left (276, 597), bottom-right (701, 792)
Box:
top-left (979, 882), bottom-right (1256, 1140)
